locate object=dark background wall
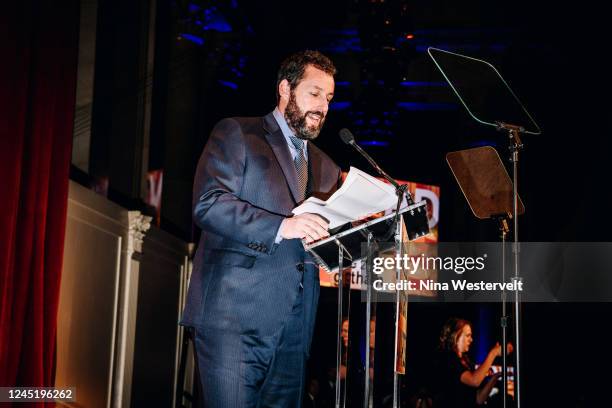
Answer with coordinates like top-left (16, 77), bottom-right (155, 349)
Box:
top-left (141, 0), bottom-right (612, 243)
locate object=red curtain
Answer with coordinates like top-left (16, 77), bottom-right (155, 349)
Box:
top-left (0, 0), bottom-right (79, 399)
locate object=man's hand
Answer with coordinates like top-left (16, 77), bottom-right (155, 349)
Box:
top-left (280, 213), bottom-right (329, 243)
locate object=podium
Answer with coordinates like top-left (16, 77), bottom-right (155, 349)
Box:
top-left (304, 202), bottom-right (429, 272)
top-left (304, 200), bottom-right (429, 408)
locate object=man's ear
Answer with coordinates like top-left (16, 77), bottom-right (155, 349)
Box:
top-left (279, 79), bottom-right (290, 101)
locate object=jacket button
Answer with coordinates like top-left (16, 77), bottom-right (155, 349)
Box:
top-left (296, 263), bottom-right (304, 272)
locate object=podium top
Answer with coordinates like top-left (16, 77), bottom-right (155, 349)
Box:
top-left (303, 201), bottom-right (429, 271)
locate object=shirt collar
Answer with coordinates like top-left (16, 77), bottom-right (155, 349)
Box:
top-left (272, 107), bottom-right (307, 152)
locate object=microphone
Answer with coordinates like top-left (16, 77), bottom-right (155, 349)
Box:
top-left (338, 128), bottom-right (416, 240)
top-left (339, 128), bottom-right (355, 145)
top-left (338, 128), bottom-right (401, 191)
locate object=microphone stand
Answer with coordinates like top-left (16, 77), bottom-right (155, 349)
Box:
top-left (345, 139), bottom-right (414, 203)
top-left (341, 130), bottom-right (416, 408)
top-left (343, 138), bottom-right (414, 242)
top-left (496, 121), bottom-right (524, 408)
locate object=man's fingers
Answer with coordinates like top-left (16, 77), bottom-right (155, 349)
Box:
top-left (284, 213), bottom-right (330, 242)
top-left (299, 218), bottom-right (327, 235)
top-left (303, 229), bottom-right (320, 243)
top-left (305, 220), bottom-right (329, 237)
top-left (302, 213), bottom-right (329, 230)
top-left (309, 225), bottom-right (330, 240)
top-left (302, 222), bottom-right (327, 241)
top-left (304, 233), bottom-right (316, 244)
top-left (313, 215), bottom-right (329, 230)
top-left (299, 221), bottom-right (329, 242)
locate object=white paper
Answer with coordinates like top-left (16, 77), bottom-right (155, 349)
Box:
top-left (292, 167), bottom-right (399, 228)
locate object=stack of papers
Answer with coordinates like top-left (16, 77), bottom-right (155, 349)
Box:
top-left (292, 167), bottom-right (400, 229)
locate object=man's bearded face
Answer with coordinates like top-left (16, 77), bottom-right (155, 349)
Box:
top-left (284, 89), bottom-right (326, 140)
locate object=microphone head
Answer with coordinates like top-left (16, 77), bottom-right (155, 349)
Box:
top-left (339, 128), bottom-right (355, 145)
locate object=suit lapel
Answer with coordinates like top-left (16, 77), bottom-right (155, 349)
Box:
top-left (263, 112), bottom-right (302, 203)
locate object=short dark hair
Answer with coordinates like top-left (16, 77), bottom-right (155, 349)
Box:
top-left (276, 50), bottom-right (337, 100)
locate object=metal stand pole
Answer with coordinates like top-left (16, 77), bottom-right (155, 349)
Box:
top-left (497, 217), bottom-right (510, 408)
top-left (509, 128), bottom-right (522, 408)
top-left (392, 215), bottom-right (404, 408)
top-left (498, 123), bottom-right (524, 408)
top-left (364, 232), bottom-right (374, 408)
top-left (335, 241), bottom-right (344, 408)
top-left (334, 239), bottom-right (352, 408)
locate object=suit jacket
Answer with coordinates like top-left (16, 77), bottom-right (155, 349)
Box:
top-left (181, 111), bottom-right (341, 355)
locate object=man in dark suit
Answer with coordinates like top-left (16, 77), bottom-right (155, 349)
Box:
top-left (181, 50), bottom-right (342, 407)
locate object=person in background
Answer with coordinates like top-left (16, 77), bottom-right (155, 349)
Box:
top-left (433, 317), bottom-right (513, 408)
